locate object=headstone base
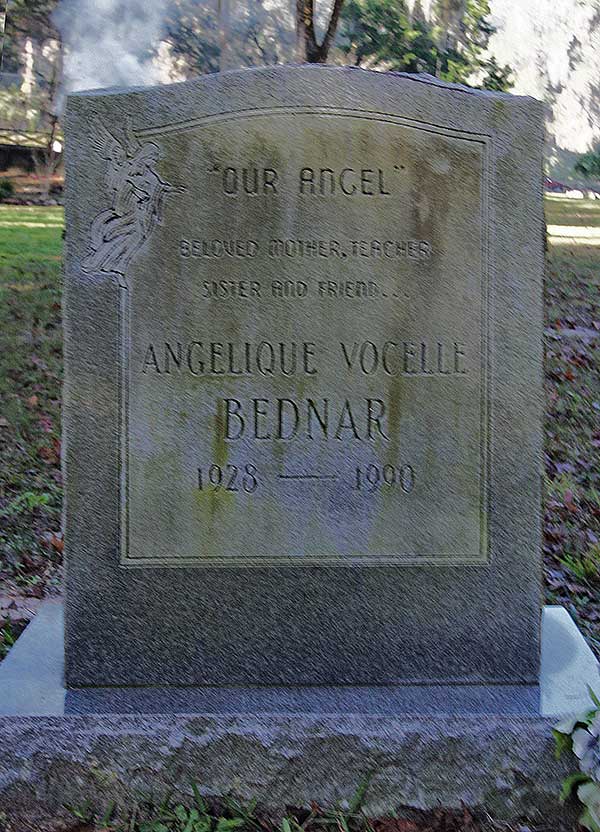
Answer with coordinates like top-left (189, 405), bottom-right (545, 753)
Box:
top-left (0, 603), bottom-right (597, 830)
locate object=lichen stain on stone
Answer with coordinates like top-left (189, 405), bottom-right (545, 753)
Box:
top-left (291, 371), bottom-right (309, 401)
top-left (245, 129), bottom-right (283, 173)
top-left (213, 399), bottom-right (229, 470)
top-left (190, 401), bottom-right (237, 540)
top-left (194, 399), bottom-right (234, 524)
top-left (384, 373), bottom-right (404, 463)
top-left (272, 437), bottom-right (285, 474)
top-left (361, 374), bottom-right (405, 551)
top-left (491, 98), bottom-right (508, 128)
top-left (193, 483), bottom-right (235, 518)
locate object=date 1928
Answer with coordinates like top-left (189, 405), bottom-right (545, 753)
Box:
top-left (197, 463), bottom-right (258, 493)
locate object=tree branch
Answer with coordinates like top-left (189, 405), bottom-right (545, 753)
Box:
top-left (296, 0), bottom-right (317, 61)
top-left (296, 0), bottom-right (346, 63)
top-left (319, 0), bottom-right (345, 61)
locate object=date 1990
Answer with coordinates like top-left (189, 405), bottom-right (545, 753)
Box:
top-left (196, 463), bottom-right (415, 494)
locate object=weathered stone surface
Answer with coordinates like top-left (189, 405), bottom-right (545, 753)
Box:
top-left (0, 712), bottom-right (579, 831)
top-left (64, 66), bottom-right (545, 686)
top-left (1, 604), bottom-right (597, 830)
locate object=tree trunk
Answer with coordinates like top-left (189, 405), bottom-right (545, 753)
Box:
top-left (218, 0), bottom-right (232, 71)
top-left (33, 38), bottom-right (64, 203)
top-left (296, 0), bottom-right (345, 63)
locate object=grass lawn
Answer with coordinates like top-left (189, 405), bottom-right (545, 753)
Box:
top-left (0, 205), bottom-right (64, 651)
top-left (543, 195), bottom-right (600, 656)
top-left (0, 197), bottom-right (599, 660)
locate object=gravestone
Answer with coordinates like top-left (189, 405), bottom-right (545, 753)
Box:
top-left (63, 65), bottom-right (544, 687)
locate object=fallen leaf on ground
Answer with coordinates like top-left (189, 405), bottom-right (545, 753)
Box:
top-left (563, 490), bottom-right (578, 512)
top-left (38, 414), bottom-right (54, 432)
top-left (49, 532), bottom-right (64, 553)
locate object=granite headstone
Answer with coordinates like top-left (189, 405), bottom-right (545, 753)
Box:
top-left (64, 66), bottom-right (544, 686)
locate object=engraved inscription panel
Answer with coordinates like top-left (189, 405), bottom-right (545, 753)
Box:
top-left (122, 109), bottom-right (489, 566)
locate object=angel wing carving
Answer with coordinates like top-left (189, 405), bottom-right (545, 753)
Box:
top-left (82, 118), bottom-right (184, 288)
top-left (89, 120), bottom-right (129, 196)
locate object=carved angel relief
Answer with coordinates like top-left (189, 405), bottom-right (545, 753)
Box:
top-left (82, 119), bottom-right (183, 288)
